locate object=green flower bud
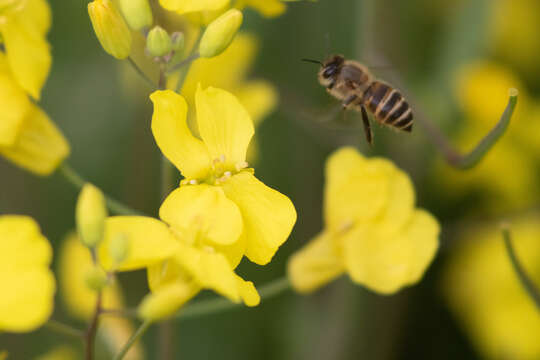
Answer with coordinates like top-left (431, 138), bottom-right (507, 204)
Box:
top-left (146, 26), bottom-right (172, 57)
top-left (171, 32), bottom-right (185, 53)
top-left (88, 0), bottom-right (132, 59)
top-left (85, 266), bottom-right (109, 292)
top-left (119, 0), bottom-right (153, 31)
top-left (109, 232), bottom-right (129, 265)
top-left (199, 9), bottom-right (243, 58)
top-left (76, 184), bottom-right (107, 248)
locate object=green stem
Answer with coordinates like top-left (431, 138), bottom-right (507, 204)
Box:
top-left (44, 320), bottom-right (85, 339)
top-left (113, 320), bottom-right (153, 360)
top-left (57, 163), bottom-right (144, 216)
top-left (177, 277), bottom-right (291, 320)
top-left (127, 57), bottom-right (157, 90)
top-left (501, 224), bottom-right (540, 312)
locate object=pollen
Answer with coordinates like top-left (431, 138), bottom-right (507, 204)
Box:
top-left (235, 161), bottom-right (249, 171)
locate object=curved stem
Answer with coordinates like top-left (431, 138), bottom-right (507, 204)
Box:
top-left (44, 320), bottom-right (85, 339)
top-left (501, 224), bottom-right (540, 311)
top-left (177, 276), bottom-right (291, 320)
top-left (113, 320), bottom-right (153, 360)
top-left (127, 57), bottom-right (157, 90)
top-left (419, 89), bottom-right (518, 169)
top-left (57, 163), bottom-right (144, 216)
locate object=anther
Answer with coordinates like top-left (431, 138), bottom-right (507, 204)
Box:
top-left (188, 179), bottom-right (198, 185)
top-left (235, 161), bottom-right (249, 171)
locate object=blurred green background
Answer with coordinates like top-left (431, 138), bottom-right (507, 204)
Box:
top-left (2, 0), bottom-right (539, 358)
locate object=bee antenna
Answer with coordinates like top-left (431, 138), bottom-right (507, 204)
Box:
top-left (302, 58), bottom-right (323, 66)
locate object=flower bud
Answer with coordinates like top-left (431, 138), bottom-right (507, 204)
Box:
top-left (118, 0), bottom-right (153, 31)
top-left (109, 232), bottom-right (129, 265)
top-left (146, 26), bottom-right (172, 57)
top-left (171, 32), bottom-right (185, 53)
top-left (85, 266), bottom-right (109, 292)
top-left (199, 9), bottom-right (243, 58)
top-left (88, 0), bottom-right (132, 59)
top-left (76, 184), bottom-right (107, 248)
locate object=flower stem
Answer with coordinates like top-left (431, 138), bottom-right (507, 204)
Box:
top-left (57, 163), bottom-right (144, 216)
top-left (113, 320), bottom-right (153, 360)
top-left (44, 320), bottom-right (85, 339)
top-left (176, 276), bottom-right (291, 320)
top-left (501, 224), bottom-right (540, 312)
top-left (85, 292), bottom-right (102, 360)
top-left (127, 57), bottom-right (157, 90)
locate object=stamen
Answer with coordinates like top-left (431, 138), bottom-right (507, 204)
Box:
top-left (188, 179), bottom-right (198, 185)
top-left (235, 161), bottom-right (249, 171)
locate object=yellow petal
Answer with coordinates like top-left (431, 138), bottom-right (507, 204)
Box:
top-left (150, 90), bottom-right (211, 179)
top-left (160, 0), bottom-right (229, 14)
top-left (174, 241), bottom-right (241, 302)
top-left (0, 215), bottom-right (55, 332)
top-left (196, 85), bottom-right (254, 170)
top-left (235, 80), bottom-right (278, 126)
top-left (58, 233), bottom-right (125, 320)
top-left (236, 0), bottom-right (286, 17)
top-left (235, 275), bottom-right (260, 306)
top-left (160, 184), bottom-right (243, 246)
top-left (17, 0), bottom-right (51, 36)
top-left (98, 216), bottom-right (180, 271)
top-left (287, 231), bottom-right (344, 293)
top-left (0, 10), bottom-right (51, 99)
top-left (0, 54), bottom-right (31, 146)
top-left (342, 210), bottom-right (440, 294)
top-left (138, 282), bottom-right (200, 321)
top-left (146, 257), bottom-right (192, 292)
top-left (324, 147), bottom-right (389, 230)
top-left (0, 103), bottom-right (70, 176)
top-left (222, 172), bottom-right (297, 265)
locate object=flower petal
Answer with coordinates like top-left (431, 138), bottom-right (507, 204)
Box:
top-left (0, 8), bottom-right (51, 99)
top-left (0, 103), bottom-right (70, 176)
top-left (222, 172), bottom-right (296, 265)
top-left (98, 216), bottom-right (180, 271)
top-left (235, 275), bottom-right (260, 306)
top-left (0, 53), bottom-right (31, 147)
top-left (160, 184), bottom-right (243, 246)
top-left (342, 210), bottom-right (440, 294)
top-left (138, 282), bottom-right (200, 321)
top-left (150, 90), bottom-right (211, 179)
top-left (160, 0), bottom-right (229, 13)
top-left (18, 0), bottom-right (51, 36)
top-left (0, 215), bottom-right (55, 332)
top-left (287, 231), bottom-right (344, 293)
top-left (324, 147), bottom-right (390, 230)
top-left (196, 85), bottom-right (254, 170)
top-left (236, 0), bottom-right (286, 17)
top-left (174, 241), bottom-right (241, 302)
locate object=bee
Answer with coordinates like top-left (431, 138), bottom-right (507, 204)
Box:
top-left (303, 55), bottom-right (413, 145)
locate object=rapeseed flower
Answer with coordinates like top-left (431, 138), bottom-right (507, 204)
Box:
top-left (88, 0), bottom-right (132, 59)
top-left (443, 216), bottom-right (540, 360)
top-left (0, 215), bottom-right (55, 332)
top-left (122, 86), bottom-right (296, 319)
top-left (0, 0), bottom-right (51, 99)
top-left (288, 147), bottom-right (439, 294)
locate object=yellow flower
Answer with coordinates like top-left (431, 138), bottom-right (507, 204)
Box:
top-left (235, 0), bottom-right (286, 18)
top-left (133, 86), bottom-right (296, 318)
top-left (288, 147), bottom-right (439, 294)
top-left (443, 216), bottom-right (540, 360)
top-left (0, 0), bottom-right (51, 99)
top-left (0, 52), bottom-right (70, 175)
top-left (150, 85), bottom-right (296, 265)
top-left (58, 234), bottom-right (144, 359)
top-left (178, 33), bottom-right (278, 161)
top-left (0, 215), bottom-right (55, 332)
top-left (437, 61), bottom-right (539, 210)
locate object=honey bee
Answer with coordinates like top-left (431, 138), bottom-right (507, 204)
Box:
top-left (303, 55), bottom-right (413, 145)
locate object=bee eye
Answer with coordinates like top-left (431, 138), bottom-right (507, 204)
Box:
top-left (323, 65), bottom-right (337, 78)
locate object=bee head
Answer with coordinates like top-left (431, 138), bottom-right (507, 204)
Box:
top-left (318, 55), bottom-right (344, 87)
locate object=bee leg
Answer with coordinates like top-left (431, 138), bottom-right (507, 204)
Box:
top-left (342, 94), bottom-right (358, 109)
top-left (361, 105), bottom-right (373, 146)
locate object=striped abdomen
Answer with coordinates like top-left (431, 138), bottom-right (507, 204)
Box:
top-left (362, 81), bottom-right (413, 132)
